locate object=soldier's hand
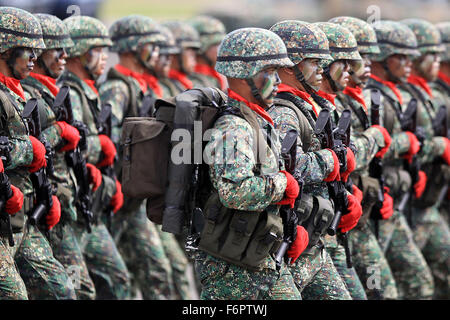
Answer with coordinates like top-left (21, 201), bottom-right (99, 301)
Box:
top-left (56, 121), bottom-right (80, 152)
top-left (324, 149), bottom-right (340, 182)
top-left (339, 193), bottom-right (362, 233)
top-left (402, 131), bottom-right (420, 164)
top-left (276, 170), bottom-right (299, 208)
top-left (86, 163), bottom-right (102, 191)
top-left (380, 186), bottom-right (394, 220)
top-left (371, 125), bottom-right (392, 158)
top-left (46, 195), bottom-right (61, 230)
top-left (413, 170), bottom-right (427, 199)
top-left (110, 179), bottom-right (123, 213)
top-left (287, 225), bottom-right (309, 264)
top-left (27, 136), bottom-right (47, 173)
top-left (5, 185), bottom-right (24, 215)
top-left (96, 134), bottom-right (117, 168)
top-left (341, 147), bottom-right (356, 182)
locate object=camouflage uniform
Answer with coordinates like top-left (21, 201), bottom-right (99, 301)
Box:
top-left (194, 28), bottom-right (301, 300)
top-left (268, 20), bottom-right (352, 300)
top-left (188, 15), bottom-right (227, 90)
top-left (329, 16), bottom-right (399, 300)
top-left (398, 19), bottom-right (450, 299)
top-left (20, 13), bottom-right (96, 300)
top-left (366, 20), bottom-right (434, 299)
top-left (0, 7), bottom-right (76, 300)
top-left (59, 15), bottom-right (131, 300)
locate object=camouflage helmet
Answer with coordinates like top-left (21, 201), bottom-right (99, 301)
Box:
top-left (34, 13), bottom-right (73, 50)
top-left (215, 27), bottom-right (294, 79)
top-left (328, 16), bottom-right (380, 55)
top-left (109, 15), bottom-right (166, 53)
top-left (188, 15), bottom-right (226, 54)
top-left (400, 18), bottom-right (444, 55)
top-left (436, 22), bottom-right (450, 61)
top-left (370, 20), bottom-right (420, 61)
top-left (161, 21), bottom-right (201, 50)
top-left (313, 22), bottom-right (361, 61)
top-left (0, 7), bottom-right (45, 53)
top-left (63, 15), bottom-right (112, 58)
top-left (158, 25), bottom-right (180, 55)
top-left (269, 20), bottom-right (333, 64)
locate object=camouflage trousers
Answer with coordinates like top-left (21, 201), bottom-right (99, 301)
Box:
top-left (115, 203), bottom-right (176, 300)
top-left (14, 222), bottom-right (77, 300)
top-left (325, 235), bottom-right (367, 300)
top-left (411, 204), bottom-right (450, 299)
top-left (194, 251), bottom-right (301, 300)
top-left (73, 221), bottom-right (131, 300)
top-left (288, 240), bottom-right (352, 300)
top-left (0, 233), bottom-right (27, 300)
top-left (377, 209), bottom-right (434, 299)
top-left (47, 222), bottom-right (96, 300)
top-left (156, 225), bottom-right (191, 300)
top-left (349, 223), bottom-right (398, 300)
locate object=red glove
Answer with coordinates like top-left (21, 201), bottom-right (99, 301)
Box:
top-left (372, 125), bottom-right (392, 158)
top-left (276, 170), bottom-right (300, 208)
top-left (56, 121), bottom-right (80, 152)
top-left (96, 135), bottom-right (117, 168)
top-left (341, 147), bottom-right (356, 183)
top-left (110, 179), bottom-right (124, 213)
top-left (46, 195), bottom-right (61, 230)
top-left (402, 131), bottom-right (420, 164)
top-left (441, 137), bottom-right (450, 165)
top-left (0, 157), bottom-right (3, 172)
top-left (380, 186), bottom-right (394, 220)
top-left (324, 149), bottom-right (341, 182)
top-left (5, 185), bottom-right (24, 215)
top-left (287, 225), bottom-right (309, 264)
top-left (338, 193), bottom-right (363, 233)
top-left (86, 163), bottom-right (102, 191)
top-left (352, 184), bottom-right (363, 203)
top-left (27, 136), bottom-right (47, 173)
top-left (414, 170), bottom-right (427, 199)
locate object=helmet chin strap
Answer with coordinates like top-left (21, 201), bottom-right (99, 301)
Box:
top-left (382, 59), bottom-right (404, 83)
top-left (177, 50), bottom-right (188, 75)
top-left (37, 56), bottom-right (58, 79)
top-left (5, 48), bottom-right (27, 79)
top-left (323, 64), bottom-right (342, 92)
top-left (293, 64), bottom-right (318, 94)
top-left (246, 78), bottom-right (268, 108)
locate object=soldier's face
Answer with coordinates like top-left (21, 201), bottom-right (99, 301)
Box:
top-left (253, 67), bottom-right (281, 105)
top-left (416, 53), bottom-right (441, 81)
top-left (350, 54), bottom-right (371, 85)
top-left (298, 58), bottom-right (323, 87)
top-left (138, 43), bottom-right (160, 69)
top-left (6, 47), bottom-right (37, 80)
top-left (155, 53), bottom-right (171, 77)
top-left (181, 48), bottom-right (197, 74)
top-left (386, 54), bottom-right (412, 81)
top-left (40, 48), bottom-right (67, 78)
top-left (83, 46), bottom-right (108, 77)
top-left (204, 43), bottom-right (220, 66)
top-left (329, 60), bottom-right (350, 88)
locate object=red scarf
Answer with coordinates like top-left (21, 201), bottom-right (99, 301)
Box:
top-left (317, 90), bottom-right (337, 106)
top-left (142, 73), bottom-right (163, 98)
top-left (30, 72), bottom-right (59, 97)
top-left (195, 63), bottom-right (226, 90)
top-left (408, 74), bottom-right (433, 98)
top-left (0, 72), bottom-right (25, 100)
top-left (343, 86), bottom-right (367, 111)
top-left (370, 74), bottom-right (403, 105)
top-left (438, 71), bottom-right (450, 85)
top-left (168, 69), bottom-right (193, 90)
top-left (83, 79), bottom-right (98, 96)
top-left (115, 64), bottom-right (148, 94)
top-left (277, 83), bottom-right (320, 116)
top-left (228, 88), bottom-right (274, 126)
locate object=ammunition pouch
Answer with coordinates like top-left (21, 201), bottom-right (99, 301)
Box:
top-left (356, 175), bottom-right (380, 227)
top-left (384, 166), bottom-right (411, 199)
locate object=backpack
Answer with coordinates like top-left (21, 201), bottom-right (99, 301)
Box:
top-left (120, 87), bottom-right (228, 230)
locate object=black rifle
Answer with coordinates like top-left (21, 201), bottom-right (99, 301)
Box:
top-left (432, 104), bottom-right (450, 205)
top-left (52, 86), bottom-right (93, 233)
top-left (274, 129), bottom-right (303, 270)
top-left (97, 103), bottom-right (115, 232)
top-left (368, 89), bottom-right (385, 239)
top-left (315, 108), bottom-right (353, 268)
top-left (22, 98), bottom-right (55, 231)
top-left (0, 136), bottom-right (15, 246)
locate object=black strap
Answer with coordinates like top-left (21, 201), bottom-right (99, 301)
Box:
top-left (276, 92), bottom-right (316, 128)
top-left (342, 93), bottom-right (370, 130)
top-left (398, 82), bottom-right (434, 117)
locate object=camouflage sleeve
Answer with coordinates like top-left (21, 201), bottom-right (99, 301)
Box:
top-left (6, 136), bottom-right (34, 169)
top-left (98, 79), bottom-right (129, 146)
top-left (417, 136), bottom-right (447, 165)
top-left (352, 127), bottom-right (385, 171)
top-left (270, 105), bottom-right (335, 183)
top-left (383, 131), bottom-right (411, 161)
top-left (41, 123), bottom-right (63, 150)
top-left (205, 115), bottom-right (287, 211)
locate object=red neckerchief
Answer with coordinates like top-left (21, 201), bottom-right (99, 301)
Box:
top-left (408, 74), bottom-right (433, 98)
top-left (142, 73), bottom-right (162, 98)
top-left (115, 64), bottom-right (148, 94)
top-left (370, 74), bottom-right (403, 105)
top-left (277, 83), bottom-right (320, 116)
top-left (168, 69), bottom-right (193, 90)
top-left (438, 71), bottom-right (450, 85)
top-left (343, 86), bottom-right (367, 111)
top-left (0, 71), bottom-right (25, 100)
top-left (30, 72), bottom-right (59, 97)
top-left (228, 88), bottom-right (274, 126)
top-left (83, 79), bottom-right (98, 96)
top-left (195, 63), bottom-right (226, 90)
top-left (317, 90), bottom-right (337, 106)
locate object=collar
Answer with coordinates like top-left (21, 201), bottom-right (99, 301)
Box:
top-left (114, 64), bottom-right (148, 94)
top-left (30, 72), bottom-right (59, 97)
top-left (343, 86), bottom-right (367, 111)
top-left (142, 73), bottom-right (163, 98)
top-left (228, 88), bottom-right (274, 126)
top-left (316, 90), bottom-right (337, 106)
top-left (195, 63), bottom-right (226, 90)
top-left (168, 69), bottom-right (193, 90)
top-left (438, 71), bottom-right (450, 85)
top-left (370, 74), bottom-right (404, 105)
top-left (408, 74), bottom-right (433, 98)
top-left (83, 79), bottom-right (98, 96)
top-left (277, 83), bottom-right (320, 116)
top-left (0, 71), bottom-right (25, 100)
